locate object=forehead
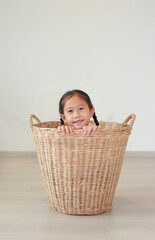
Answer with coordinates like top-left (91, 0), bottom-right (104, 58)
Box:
top-left (64, 94), bottom-right (88, 109)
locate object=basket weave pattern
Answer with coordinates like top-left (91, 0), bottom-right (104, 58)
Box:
top-left (30, 114), bottom-right (135, 215)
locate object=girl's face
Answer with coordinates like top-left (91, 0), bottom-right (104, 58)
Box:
top-left (60, 94), bottom-right (95, 129)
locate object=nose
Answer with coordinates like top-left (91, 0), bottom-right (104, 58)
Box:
top-left (74, 109), bottom-right (79, 118)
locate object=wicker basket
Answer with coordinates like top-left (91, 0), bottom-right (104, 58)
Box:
top-left (30, 114), bottom-right (135, 215)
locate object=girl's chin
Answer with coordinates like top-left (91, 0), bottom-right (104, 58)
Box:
top-left (73, 126), bottom-right (83, 130)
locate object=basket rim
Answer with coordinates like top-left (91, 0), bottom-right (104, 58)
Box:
top-left (31, 120), bottom-right (132, 135)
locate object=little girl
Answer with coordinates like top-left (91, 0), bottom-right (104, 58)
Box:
top-left (58, 89), bottom-right (101, 136)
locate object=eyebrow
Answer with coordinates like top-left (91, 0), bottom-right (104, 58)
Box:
top-left (65, 104), bottom-right (85, 110)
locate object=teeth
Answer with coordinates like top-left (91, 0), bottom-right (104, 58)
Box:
top-left (74, 120), bottom-right (82, 123)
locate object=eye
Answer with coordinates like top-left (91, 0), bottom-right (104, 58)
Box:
top-left (68, 110), bottom-right (73, 113)
top-left (79, 107), bottom-right (84, 110)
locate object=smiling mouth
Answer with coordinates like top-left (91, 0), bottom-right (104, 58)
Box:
top-left (73, 120), bottom-right (83, 125)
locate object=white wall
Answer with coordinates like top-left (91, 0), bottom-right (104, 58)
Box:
top-left (0, 0), bottom-right (155, 152)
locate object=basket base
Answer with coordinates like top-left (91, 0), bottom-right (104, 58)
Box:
top-left (49, 201), bottom-right (112, 215)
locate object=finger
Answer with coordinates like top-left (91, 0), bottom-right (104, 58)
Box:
top-left (83, 125), bottom-right (91, 134)
top-left (58, 126), bottom-right (62, 132)
top-left (61, 125), bottom-right (66, 134)
top-left (97, 125), bottom-right (101, 131)
top-left (91, 125), bottom-right (101, 135)
top-left (86, 126), bottom-right (93, 136)
top-left (66, 126), bottom-right (74, 135)
top-left (83, 126), bottom-right (87, 130)
top-left (70, 126), bottom-right (74, 135)
top-left (91, 125), bottom-right (97, 135)
top-left (65, 126), bottom-right (74, 135)
top-left (83, 126), bottom-right (88, 135)
top-left (65, 126), bottom-right (70, 135)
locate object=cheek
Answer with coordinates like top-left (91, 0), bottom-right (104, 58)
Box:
top-left (84, 111), bottom-right (91, 121)
top-left (65, 114), bottom-right (72, 122)
top-left (87, 110), bottom-right (92, 118)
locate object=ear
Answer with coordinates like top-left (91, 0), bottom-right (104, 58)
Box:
top-left (60, 114), bottom-right (67, 124)
top-left (90, 107), bottom-right (95, 118)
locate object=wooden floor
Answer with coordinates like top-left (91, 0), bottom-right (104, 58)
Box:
top-left (0, 155), bottom-right (155, 240)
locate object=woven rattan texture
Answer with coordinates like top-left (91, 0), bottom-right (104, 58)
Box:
top-left (30, 116), bottom-right (135, 215)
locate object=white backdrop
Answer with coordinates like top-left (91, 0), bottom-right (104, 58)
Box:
top-left (0, 0), bottom-right (155, 152)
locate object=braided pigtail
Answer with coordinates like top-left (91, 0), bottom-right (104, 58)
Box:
top-left (60, 118), bottom-right (64, 125)
top-left (93, 112), bottom-right (99, 126)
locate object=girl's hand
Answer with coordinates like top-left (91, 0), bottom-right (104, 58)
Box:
top-left (57, 125), bottom-right (74, 135)
top-left (83, 125), bottom-right (101, 136)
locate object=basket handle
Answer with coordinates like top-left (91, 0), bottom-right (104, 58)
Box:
top-left (122, 114), bottom-right (136, 127)
top-left (29, 114), bottom-right (41, 128)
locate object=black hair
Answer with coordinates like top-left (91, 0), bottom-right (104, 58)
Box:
top-left (59, 89), bottom-right (99, 126)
